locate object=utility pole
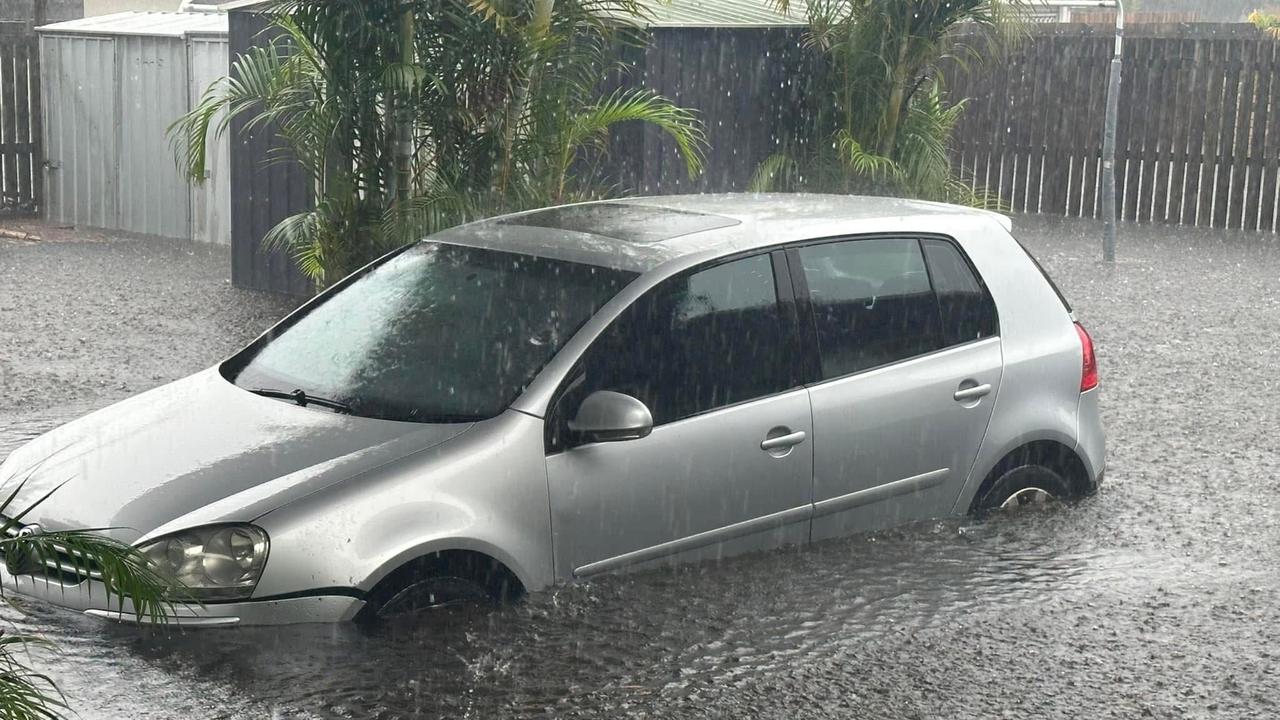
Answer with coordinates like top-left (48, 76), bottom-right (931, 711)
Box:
top-left (1101, 0), bottom-right (1124, 262)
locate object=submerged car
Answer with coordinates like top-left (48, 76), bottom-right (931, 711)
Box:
top-left (0, 194), bottom-right (1104, 626)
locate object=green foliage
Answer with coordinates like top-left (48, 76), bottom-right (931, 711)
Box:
top-left (0, 470), bottom-right (182, 719)
top-left (1250, 9), bottom-right (1280, 37)
top-left (754, 0), bottom-right (1025, 208)
top-left (171, 0), bottom-right (706, 287)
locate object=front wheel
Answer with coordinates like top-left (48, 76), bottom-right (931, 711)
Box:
top-left (359, 553), bottom-right (522, 623)
top-left (974, 464), bottom-right (1072, 514)
top-left (374, 575), bottom-right (494, 618)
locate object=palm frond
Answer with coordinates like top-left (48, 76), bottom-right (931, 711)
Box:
top-left (565, 88), bottom-right (706, 179)
top-left (0, 531), bottom-right (186, 624)
top-left (836, 129), bottom-right (902, 182)
top-left (188, 0), bottom-right (706, 283)
top-left (262, 208), bottom-right (332, 283)
top-left (748, 152), bottom-right (800, 192)
top-left (0, 665), bottom-right (67, 720)
top-left (167, 37), bottom-right (312, 182)
top-left (0, 466), bottom-right (184, 626)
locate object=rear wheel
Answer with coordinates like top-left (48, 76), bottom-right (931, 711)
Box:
top-left (974, 464), bottom-right (1072, 514)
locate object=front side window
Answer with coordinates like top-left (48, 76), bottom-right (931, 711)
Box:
top-left (227, 243), bottom-right (636, 423)
top-left (554, 254), bottom-right (794, 437)
top-left (797, 238), bottom-right (942, 379)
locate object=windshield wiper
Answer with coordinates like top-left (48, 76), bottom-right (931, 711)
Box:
top-left (250, 388), bottom-right (353, 414)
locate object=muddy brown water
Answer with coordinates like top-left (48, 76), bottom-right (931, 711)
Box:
top-left (2, 218), bottom-right (1279, 719)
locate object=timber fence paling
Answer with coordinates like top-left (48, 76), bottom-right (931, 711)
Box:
top-left (0, 23), bottom-right (40, 216)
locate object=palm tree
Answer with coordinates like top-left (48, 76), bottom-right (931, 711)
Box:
top-left (171, 0), bottom-right (705, 287)
top-left (752, 0), bottom-right (1028, 204)
top-left (1250, 9), bottom-right (1280, 38)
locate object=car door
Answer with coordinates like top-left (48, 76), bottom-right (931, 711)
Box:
top-left (545, 251), bottom-right (814, 579)
top-left (790, 236), bottom-right (1003, 542)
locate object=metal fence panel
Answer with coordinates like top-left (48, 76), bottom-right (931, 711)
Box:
top-left (116, 33), bottom-right (189, 239)
top-left (188, 35), bottom-right (229, 245)
top-left (228, 8), bottom-right (313, 296)
top-left (39, 13), bottom-right (229, 241)
top-left (41, 32), bottom-right (115, 229)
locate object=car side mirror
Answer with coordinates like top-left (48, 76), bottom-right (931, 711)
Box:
top-left (567, 391), bottom-right (654, 444)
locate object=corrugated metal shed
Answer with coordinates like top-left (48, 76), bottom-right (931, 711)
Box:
top-left (37, 12), bottom-right (231, 244)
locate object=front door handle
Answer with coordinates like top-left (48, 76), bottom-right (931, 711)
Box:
top-left (761, 430), bottom-right (807, 451)
top-left (954, 383), bottom-right (993, 402)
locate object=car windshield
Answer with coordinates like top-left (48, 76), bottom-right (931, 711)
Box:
top-left (226, 242), bottom-right (636, 423)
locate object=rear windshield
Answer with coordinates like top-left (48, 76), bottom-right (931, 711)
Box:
top-left (1014, 239), bottom-right (1073, 313)
top-left (225, 243), bottom-right (637, 423)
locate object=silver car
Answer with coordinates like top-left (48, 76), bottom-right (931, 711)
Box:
top-left (0, 194), bottom-right (1105, 626)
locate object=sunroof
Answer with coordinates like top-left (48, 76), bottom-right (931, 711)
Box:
top-left (501, 202), bottom-right (739, 244)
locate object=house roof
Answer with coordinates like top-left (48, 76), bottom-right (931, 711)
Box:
top-left (36, 11), bottom-right (228, 37)
top-left (219, 0), bottom-right (810, 28)
top-left (204, 0), bottom-right (1124, 30)
top-left (638, 0), bottom-right (809, 28)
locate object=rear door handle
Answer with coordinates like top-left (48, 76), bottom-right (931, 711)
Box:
top-left (954, 384), bottom-right (993, 402)
top-left (761, 430), bottom-right (807, 451)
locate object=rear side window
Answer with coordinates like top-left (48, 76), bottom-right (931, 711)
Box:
top-left (797, 238), bottom-right (941, 379)
top-left (921, 238), bottom-right (999, 346)
top-left (559, 254), bottom-right (795, 429)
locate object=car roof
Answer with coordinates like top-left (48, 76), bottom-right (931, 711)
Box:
top-left (429, 193), bottom-right (1010, 273)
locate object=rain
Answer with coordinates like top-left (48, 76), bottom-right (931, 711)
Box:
top-left (1, 0), bottom-right (1279, 719)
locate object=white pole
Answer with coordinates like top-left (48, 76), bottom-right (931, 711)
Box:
top-left (1101, 0), bottom-right (1124, 262)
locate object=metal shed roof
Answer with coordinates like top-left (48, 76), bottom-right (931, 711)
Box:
top-left (36, 11), bottom-right (228, 37)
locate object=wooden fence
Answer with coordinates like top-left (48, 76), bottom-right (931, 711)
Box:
top-left (1071, 12), bottom-right (1202, 24)
top-left (225, 19), bottom-right (1280, 294)
top-left (0, 20), bottom-right (40, 216)
top-left (947, 24), bottom-right (1280, 233)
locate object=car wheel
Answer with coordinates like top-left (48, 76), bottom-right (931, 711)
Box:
top-left (374, 575), bottom-right (494, 619)
top-left (975, 464), bottom-right (1073, 514)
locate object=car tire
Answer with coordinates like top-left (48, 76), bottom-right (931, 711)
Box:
top-left (974, 464), bottom-right (1073, 514)
top-left (373, 574), bottom-right (494, 618)
top-left (359, 553), bottom-right (520, 622)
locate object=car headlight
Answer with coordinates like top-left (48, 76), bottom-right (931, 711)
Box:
top-left (139, 524), bottom-right (269, 601)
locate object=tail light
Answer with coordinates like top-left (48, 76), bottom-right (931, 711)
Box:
top-left (1075, 322), bottom-right (1099, 392)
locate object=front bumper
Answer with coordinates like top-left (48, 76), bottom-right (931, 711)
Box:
top-left (0, 565), bottom-right (364, 626)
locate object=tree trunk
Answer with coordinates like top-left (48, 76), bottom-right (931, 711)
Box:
top-left (877, 34), bottom-right (911, 158)
top-left (499, 0), bottom-right (556, 194)
top-left (393, 4), bottom-right (416, 207)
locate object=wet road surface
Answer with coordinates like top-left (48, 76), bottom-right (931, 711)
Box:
top-left (1, 219), bottom-right (1279, 719)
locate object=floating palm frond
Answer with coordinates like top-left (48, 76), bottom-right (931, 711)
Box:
top-left (0, 467), bottom-right (185, 719)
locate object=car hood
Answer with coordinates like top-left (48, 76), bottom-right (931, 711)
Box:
top-left (0, 369), bottom-right (472, 542)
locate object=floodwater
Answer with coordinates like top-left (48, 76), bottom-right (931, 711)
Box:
top-left (2, 217), bottom-right (1280, 719)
